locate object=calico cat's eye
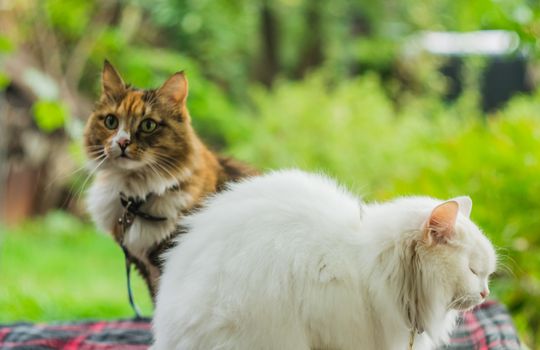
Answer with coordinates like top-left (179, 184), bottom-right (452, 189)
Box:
top-left (470, 267), bottom-right (478, 276)
top-left (104, 114), bottom-right (118, 129)
top-left (140, 118), bottom-right (158, 133)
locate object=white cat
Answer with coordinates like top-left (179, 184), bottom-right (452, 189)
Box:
top-left (152, 170), bottom-right (496, 350)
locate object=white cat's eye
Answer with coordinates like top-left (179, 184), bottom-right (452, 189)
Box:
top-left (470, 267), bottom-right (478, 276)
top-left (104, 114), bottom-right (118, 129)
top-left (140, 118), bottom-right (158, 133)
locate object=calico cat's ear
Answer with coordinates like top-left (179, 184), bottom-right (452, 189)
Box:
top-left (157, 71), bottom-right (188, 107)
top-left (102, 60), bottom-right (125, 100)
top-left (423, 200), bottom-right (459, 244)
top-left (451, 196), bottom-right (472, 218)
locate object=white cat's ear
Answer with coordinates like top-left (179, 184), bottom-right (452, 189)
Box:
top-left (157, 71), bottom-right (188, 107)
top-left (102, 60), bottom-right (126, 100)
top-left (451, 196), bottom-right (472, 218)
top-left (423, 200), bottom-right (459, 244)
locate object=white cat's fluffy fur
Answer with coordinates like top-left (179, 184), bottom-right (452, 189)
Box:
top-left (152, 170), bottom-right (496, 350)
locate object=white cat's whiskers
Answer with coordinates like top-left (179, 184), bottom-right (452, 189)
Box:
top-left (448, 294), bottom-right (475, 310)
top-left (493, 247), bottom-right (516, 278)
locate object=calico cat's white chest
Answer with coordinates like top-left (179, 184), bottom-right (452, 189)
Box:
top-left (86, 175), bottom-right (192, 260)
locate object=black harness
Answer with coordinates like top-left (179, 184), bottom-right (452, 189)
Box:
top-left (117, 192), bottom-right (167, 319)
top-left (119, 192), bottom-right (168, 224)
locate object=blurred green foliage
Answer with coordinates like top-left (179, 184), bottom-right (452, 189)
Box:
top-left (32, 100), bottom-right (69, 133)
top-left (0, 35), bottom-right (13, 90)
top-left (2, 0), bottom-right (540, 348)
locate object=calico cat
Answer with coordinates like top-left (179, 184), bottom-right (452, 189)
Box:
top-left (152, 170), bottom-right (496, 350)
top-left (84, 61), bottom-right (257, 301)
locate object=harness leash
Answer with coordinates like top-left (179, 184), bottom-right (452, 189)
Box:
top-left (117, 192), bottom-right (167, 319)
top-left (121, 245), bottom-right (143, 320)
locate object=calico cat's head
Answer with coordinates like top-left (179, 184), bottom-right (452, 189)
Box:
top-left (83, 61), bottom-right (194, 177)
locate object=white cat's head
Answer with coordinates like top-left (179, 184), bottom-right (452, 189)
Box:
top-left (416, 196), bottom-right (496, 310)
top-left (377, 196), bottom-right (497, 334)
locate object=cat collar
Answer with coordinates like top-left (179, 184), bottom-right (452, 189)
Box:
top-left (118, 192), bottom-right (167, 225)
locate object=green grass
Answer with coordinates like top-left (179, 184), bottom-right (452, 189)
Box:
top-left (0, 211), bottom-right (153, 322)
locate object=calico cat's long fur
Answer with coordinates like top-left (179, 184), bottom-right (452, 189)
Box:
top-left (152, 170), bottom-right (496, 350)
top-left (84, 61), bottom-right (257, 299)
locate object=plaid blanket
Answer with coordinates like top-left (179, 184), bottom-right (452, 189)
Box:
top-left (0, 300), bottom-right (520, 349)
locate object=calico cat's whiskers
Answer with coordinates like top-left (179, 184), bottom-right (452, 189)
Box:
top-left (150, 152), bottom-right (182, 180)
top-left (86, 145), bottom-right (106, 154)
top-left (153, 154), bottom-right (178, 169)
top-left (153, 163), bottom-right (177, 182)
top-left (45, 145), bottom-right (105, 192)
top-left (75, 153), bottom-right (108, 203)
top-left (59, 151), bottom-right (108, 209)
top-left (155, 158), bottom-right (180, 178)
top-left (46, 161), bottom-right (91, 192)
top-left (87, 151), bottom-right (106, 158)
top-left (146, 162), bottom-right (171, 186)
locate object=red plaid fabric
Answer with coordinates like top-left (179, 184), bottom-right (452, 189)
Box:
top-left (0, 319), bottom-right (151, 350)
top-left (440, 300), bottom-right (521, 350)
top-left (0, 301), bottom-right (520, 349)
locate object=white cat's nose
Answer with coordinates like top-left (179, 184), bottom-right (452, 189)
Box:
top-left (480, 289), bottom-right (489, 299)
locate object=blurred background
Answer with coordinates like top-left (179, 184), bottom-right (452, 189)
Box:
top-left (0, 0), bottom-right (539, 347)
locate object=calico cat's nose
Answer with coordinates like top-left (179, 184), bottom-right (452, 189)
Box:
top-left (117, 138), bottom-right (130, 151)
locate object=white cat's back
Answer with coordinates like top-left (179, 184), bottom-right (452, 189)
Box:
top-left (153, 170), bottom-right (368, 350)
top-left (162, 169), bottom-right (364, 276)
